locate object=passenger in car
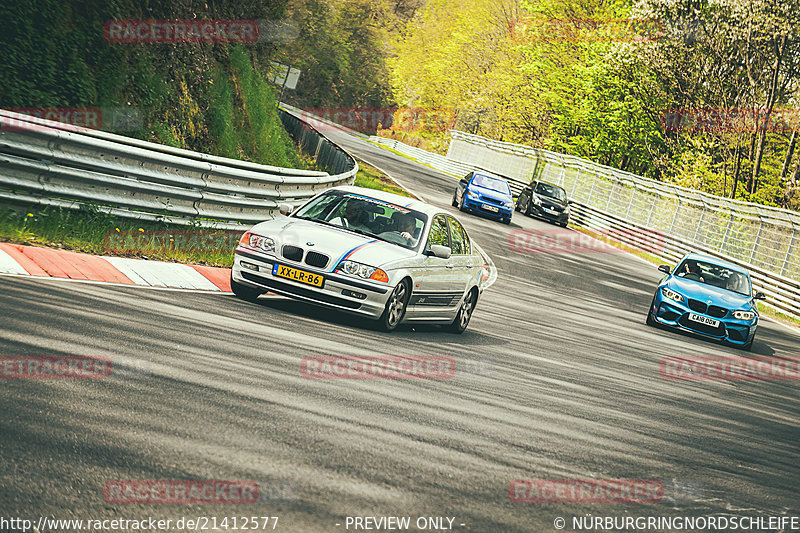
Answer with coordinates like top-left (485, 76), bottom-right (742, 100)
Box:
top-left (330, 200), bottom-right (372, 233)
top-left (726, 272), bottom-right (744, 293)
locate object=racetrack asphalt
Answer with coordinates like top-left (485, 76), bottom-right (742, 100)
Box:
top-left (0, 130), bottom-right (798, 532)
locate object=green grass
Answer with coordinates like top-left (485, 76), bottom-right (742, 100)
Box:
top-left (0, 164), bottom-right (413, 266)
top-left (0, 207), bottom-right (242, 267)
top-left (354, 159), bottom-right (413, 197)
top-left (757, 302), bottom-right (800, 327)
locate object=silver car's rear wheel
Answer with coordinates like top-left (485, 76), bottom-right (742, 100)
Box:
top-left (378, 280), bottom-right (410, 332)
top-left (447, 288), bottom-right (477, 333)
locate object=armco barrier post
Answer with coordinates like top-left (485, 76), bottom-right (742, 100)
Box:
top-left (782, 226), bottom-right (798, 277)
top-left (624, 182), bottom-right (636, 220)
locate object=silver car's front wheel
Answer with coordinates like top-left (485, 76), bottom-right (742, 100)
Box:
top-left (378, 280), bottom-right (410, 332)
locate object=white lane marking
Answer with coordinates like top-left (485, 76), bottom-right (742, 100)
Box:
top-left (0, 270), bottom-right (286, 297)
top-left (762, 315), bottom-right (800, 337)
top-left (103, 257), bottom-right (220, 290)
top-left (0, 249), bottom-right (28, 275)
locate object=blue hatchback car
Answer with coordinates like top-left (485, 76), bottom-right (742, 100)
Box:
top-left (452, 172), bottom-right (514, 224)
top-left (646, 253), bottom-right (766, 350)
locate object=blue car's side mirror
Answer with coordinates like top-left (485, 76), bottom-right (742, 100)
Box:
top-left (658, 265), bottom-right (671, 274)
top-left (754, 292), bottom-right (766, 300)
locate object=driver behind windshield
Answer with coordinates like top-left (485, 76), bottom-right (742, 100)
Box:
top-left (394, 213), bottom-right (418, 247)
top-left (330, 199), bottom-right (372, 233)
top-left (681, 261), bottom-right (705, 282)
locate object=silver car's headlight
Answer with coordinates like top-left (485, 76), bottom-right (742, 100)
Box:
top-left (532, 194), bottom-right (542, 205)
top-left (733, 310), bottom-right (756, 320)
top-left (240, 232), bottom-right (275, 254)
top-left (661, 287), bottom-right (683, 302)
top-left (336, 260), bottom-right (388, 282)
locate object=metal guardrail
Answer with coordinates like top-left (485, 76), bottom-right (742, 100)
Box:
top-left (570, 202), bottom-right (800, 318)
top-left (337, 124), bottom-right (799, 319)
top-left (448, 130), bottom-right (800, 279)
top-left (277, 104), bottom-right (477, 178)
top-left (0, 107), bottom-right (357, 229)
top-left (442, 130), bottom-right (800, 319)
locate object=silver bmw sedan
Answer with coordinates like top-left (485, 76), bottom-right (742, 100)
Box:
top-left (230, 186), bottom-right (485, 332)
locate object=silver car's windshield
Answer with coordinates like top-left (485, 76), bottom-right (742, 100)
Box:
top-left (294, 190), bottom-right (428, 250)
top-left (675, 259), bottom-right (752, 296)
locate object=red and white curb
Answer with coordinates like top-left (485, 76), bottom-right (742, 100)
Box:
top-left (0, 243), bottom-right (232, 292)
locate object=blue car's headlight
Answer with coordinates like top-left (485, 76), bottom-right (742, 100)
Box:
top-left (661, 287), bottom-right (684, 302)
top-left (733, 310), bottom-right (756, 320)
top-left (504, 201), bottom-right (515, 209)
top-left (466, 190), bottom-right (480, 199)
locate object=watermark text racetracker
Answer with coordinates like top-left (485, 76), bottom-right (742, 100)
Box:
top-left (509, 228), bottom-right (663, 254)
top-left (104, 229), bottom-right (241, 255)
top-left (2, 107), bottom-right (142, 132)
top-left (1, 355), bottom-right (111, 379)
top-left (509, 479), bottom-right (663, 503)
top-left (103, 480), bottom-right (295, 504)
top-left (298, 107), bottom-right (456, 134)
top-left (661, 356), bottom-right (800, 381)
top-left (301, 355), bottom-right (456, 380)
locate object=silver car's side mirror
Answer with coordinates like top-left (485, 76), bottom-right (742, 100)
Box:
top-left (278, 203), bottom-right (294, 216)
top-left (658, 264), bottom-right (671, 274)
top-left (754, 292), bottom-right (766, 300)
top-left (430, 244), bottom-right (452, 259)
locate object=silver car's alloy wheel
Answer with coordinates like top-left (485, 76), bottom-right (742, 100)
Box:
top-left (387, 283), bottom-right (407, 327)
top-left (459, 291), bottom-right (474, 328)
top-left (448, 289), bottom-right (476, 333)
top-left (378, 281), bottom-right (410, 332)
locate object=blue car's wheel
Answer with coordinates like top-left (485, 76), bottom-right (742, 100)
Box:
top-left (741, 335), bottom-right (754, 351)
top-left (646, 294), bottom-right (658, 327)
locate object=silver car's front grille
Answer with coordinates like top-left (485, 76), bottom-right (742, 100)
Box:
top-left (282, 245), bottom-right (304, 262)
top-left (305, 251), bottom-right (329, 269)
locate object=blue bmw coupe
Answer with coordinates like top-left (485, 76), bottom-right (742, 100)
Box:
top-left (646, 253), bottom-right (766, 350)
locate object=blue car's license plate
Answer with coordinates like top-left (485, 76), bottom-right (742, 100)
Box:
top-left (688, 313), bottom-right (719, 327)
top-left (482, 204), bottom-right (498, 212)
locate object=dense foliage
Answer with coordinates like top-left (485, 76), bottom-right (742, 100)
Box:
top-left (3, 0), bottom-right (798, 211)
top-left (387, 0), bottom-right (800, 209)
top-left (0, 0), bottom-right (302, 167)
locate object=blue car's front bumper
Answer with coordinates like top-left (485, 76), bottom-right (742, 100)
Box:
top-left (462, 196), bottom-right (512, 221)
top-left (652, 291), bottom-right (757, 346)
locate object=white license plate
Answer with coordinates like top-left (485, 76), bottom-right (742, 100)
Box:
top-left (482, 204), bottom-right (499, 212)
top-left (688, 313), bottom-right (720, 327)
top-left (543, 207), bottom-right (558, 215)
